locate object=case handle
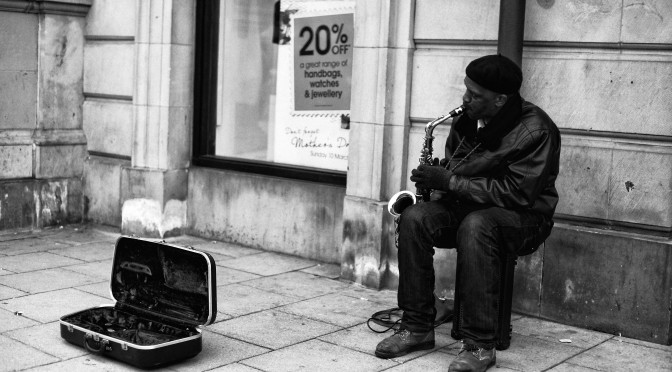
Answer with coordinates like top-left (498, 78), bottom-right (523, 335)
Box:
top-left (84, 333), bottom-right (109, 354)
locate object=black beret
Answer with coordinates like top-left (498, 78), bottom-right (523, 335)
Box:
top-left (466, 54), bottom-right (523, 94)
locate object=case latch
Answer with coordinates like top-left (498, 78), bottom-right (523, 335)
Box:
top-left (84, 333), bottom-right (110, 354)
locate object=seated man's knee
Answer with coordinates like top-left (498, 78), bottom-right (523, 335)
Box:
top-left (398, 203), bottom-right (430, 234)
top-left (401, 203), bottom-right (425, 222)
top-left (456, 211), bottom-right (496, 242)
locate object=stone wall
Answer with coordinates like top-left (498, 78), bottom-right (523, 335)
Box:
top-left (0, 0), bottom-right (91, 229)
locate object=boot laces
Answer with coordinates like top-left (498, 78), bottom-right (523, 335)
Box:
top-left (459, 343), bottom-right (491, 361)
top-left (394, 328), bottom-right (412, 342)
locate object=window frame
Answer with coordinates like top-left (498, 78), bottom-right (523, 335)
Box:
top-left (192, 0), bottom-right (347, 186)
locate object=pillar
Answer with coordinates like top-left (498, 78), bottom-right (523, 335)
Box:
top-left (120, 0), bottom-right (194, 237)
top-left (340, 0), bottom-right (416, 288)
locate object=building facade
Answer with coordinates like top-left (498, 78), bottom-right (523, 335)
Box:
top-left (0, 0), bottom-right (671, 345)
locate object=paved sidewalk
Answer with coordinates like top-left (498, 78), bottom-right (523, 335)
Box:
top-left (0, 224), bottom-right (670, 371)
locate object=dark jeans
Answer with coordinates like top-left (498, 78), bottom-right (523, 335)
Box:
top-left (396, 199), bottom-right (551, 348)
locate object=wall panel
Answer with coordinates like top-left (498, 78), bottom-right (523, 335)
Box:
top-left (522, 50), bottom-right (672, 136)
top-left (83, 42), bottom-right (134, 97)
top-left (556, 135), bottom-right (672, 229)
top-left (414, 0), bottom-right (499, 41)
top-left (525, 0), bottom-right (623, 42)
top-left (621, 0), bottom-right (672, 44)
top-left (85, 0), bottom-right (136, 36)
top-left (83, 100), bottom-right (133, 156)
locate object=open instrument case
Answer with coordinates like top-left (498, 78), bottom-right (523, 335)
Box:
top-left (60, 236), bottom-right (217, 368)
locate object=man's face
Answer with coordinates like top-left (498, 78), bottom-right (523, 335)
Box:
top-left (462, 77), bottom-right (505, 121)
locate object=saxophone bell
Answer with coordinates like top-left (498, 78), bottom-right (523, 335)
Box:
top-left (387, 190), bottom-right (417, 218)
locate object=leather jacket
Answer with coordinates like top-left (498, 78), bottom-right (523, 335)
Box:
top-left (444, 100), bottom-right (561, 219)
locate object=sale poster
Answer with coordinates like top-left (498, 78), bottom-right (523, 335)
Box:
top-left (294, 13), bottom-right (353, 111)
top-left (273, 1), bottom-right (354, 172)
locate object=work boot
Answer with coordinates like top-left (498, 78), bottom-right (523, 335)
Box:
top-left (448, 343), bottom-right (496, 372)
top-left (375, 328), bottom-right (435, 359)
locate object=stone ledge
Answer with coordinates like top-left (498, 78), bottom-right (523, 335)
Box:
top-left (0, 178), bottom-right (83, 230)
top-left (0, 0), bottom-right (91, 17)
top-left (538, 223), bottom-right (672, 345)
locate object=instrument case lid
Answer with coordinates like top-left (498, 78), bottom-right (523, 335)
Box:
top-left (110, 236), bottom-right (217, 326)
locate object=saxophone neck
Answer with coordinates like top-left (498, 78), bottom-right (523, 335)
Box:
top-left (425, 105), bottom-right (465, 135)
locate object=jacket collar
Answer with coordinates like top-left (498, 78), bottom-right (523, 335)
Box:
top-left (454, 93), bottom-right (523, 151)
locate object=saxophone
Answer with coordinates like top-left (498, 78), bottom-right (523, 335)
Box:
top-left (387, 105), bottom-right (465, 217)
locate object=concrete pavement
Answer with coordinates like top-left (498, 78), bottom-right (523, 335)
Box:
top-left (0, 224), bottom-right (670, 371)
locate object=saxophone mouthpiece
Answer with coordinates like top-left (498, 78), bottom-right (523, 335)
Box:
top-left (449, 105), bottom-right (465, 117)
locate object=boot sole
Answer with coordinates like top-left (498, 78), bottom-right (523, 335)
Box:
top-left (448, 355), bottom-right (496, 372)
top-left (374, 341), bottom-right (435, 359)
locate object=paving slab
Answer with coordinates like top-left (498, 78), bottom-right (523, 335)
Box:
top-left (61, 260), bottom-right (114, 281)
top-left (23, 354), bottom-right (140, 372)
top-left (0, 307), bottom-right (40, 332)
top-left (208, 363), bottom-right (263, 372)
top-left (0, 267), bottom-right (101, 293)
top-left (613, 334), bottom-right (672, 352)
top-left (215, 283), bottom-right (300, 317)
top-left (338, 285), bottom-right (398, 307)
top-left (0, 252), bottom-right (84, 272)
top-left (168, 330), bottom-right (270, 372)
top-left (242, 271), bottom-right (350, 299)
top-left (547, 362), bottom-right (609, 371)
top-left (217, 252), bottom-right (317, 276)
top-left (215, 266), bottom-right (261, 286)
top-left (164, 235), bottom-right (213, 247)
top-left (73, 281), bottom-right (113, 299)
top-left (0, 238), bottom-right (71, 255)
top-left (6, 321), bottom-right (88, 360)
top-left (188, 239), bottom-right (264, 258)
top-left (241, 339), bottom-right (397, 372)
top-left (209, 309), bottom-right (341, 350)
top-left (0, 283), bottom-right (26, 299)
top-left (512, 315), bottom-right (613, 349)
top-left (564, 338), bottom-right (672, 372)
top-left (0, 334), bottom-right (60, 371)
top-left (48, 240), bottom-right (116, 262)
top-left (279, 293), bottom-right (391, 327)
top-left (0, 229), bottom-right (44, 243)
top-left (205, 250), bottom-right (239, 263)
top-left (300, 262), bottom-right (341, 279)
top-left (46, 225), bottom-right (119, 245)
top-left (0, 288), bottom-right (110, 323)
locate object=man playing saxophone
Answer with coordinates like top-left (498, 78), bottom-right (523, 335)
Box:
top-left (375, 54), bottom-right (561, 372)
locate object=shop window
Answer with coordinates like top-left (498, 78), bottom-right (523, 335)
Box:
top-left (193, 0), bottom-right (353, 185)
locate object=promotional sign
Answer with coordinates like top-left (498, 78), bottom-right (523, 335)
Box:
top-left (273, 2), bottom-right (354, 172)
top-left (294, 13), bottom-right (353, 111)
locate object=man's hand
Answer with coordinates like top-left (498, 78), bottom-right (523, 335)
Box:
top-left (410, 164), bottom-right (453, 192)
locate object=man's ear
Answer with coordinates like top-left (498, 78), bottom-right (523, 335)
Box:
top-left (495, 94), bottom-right (509, 108)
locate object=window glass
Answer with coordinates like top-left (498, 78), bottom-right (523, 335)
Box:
top-left (216, 0), bottom-right (277, 161)
top-left (214, 0), bottom-right (353, 173)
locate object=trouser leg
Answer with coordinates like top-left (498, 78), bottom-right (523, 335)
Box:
top-left (454, 207), bottom-right (548, 348)
top-left (396, 201), bottom-right (467, 332)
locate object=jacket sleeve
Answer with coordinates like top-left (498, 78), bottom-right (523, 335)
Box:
top-left (448, 129), bottom-right (557, 209)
